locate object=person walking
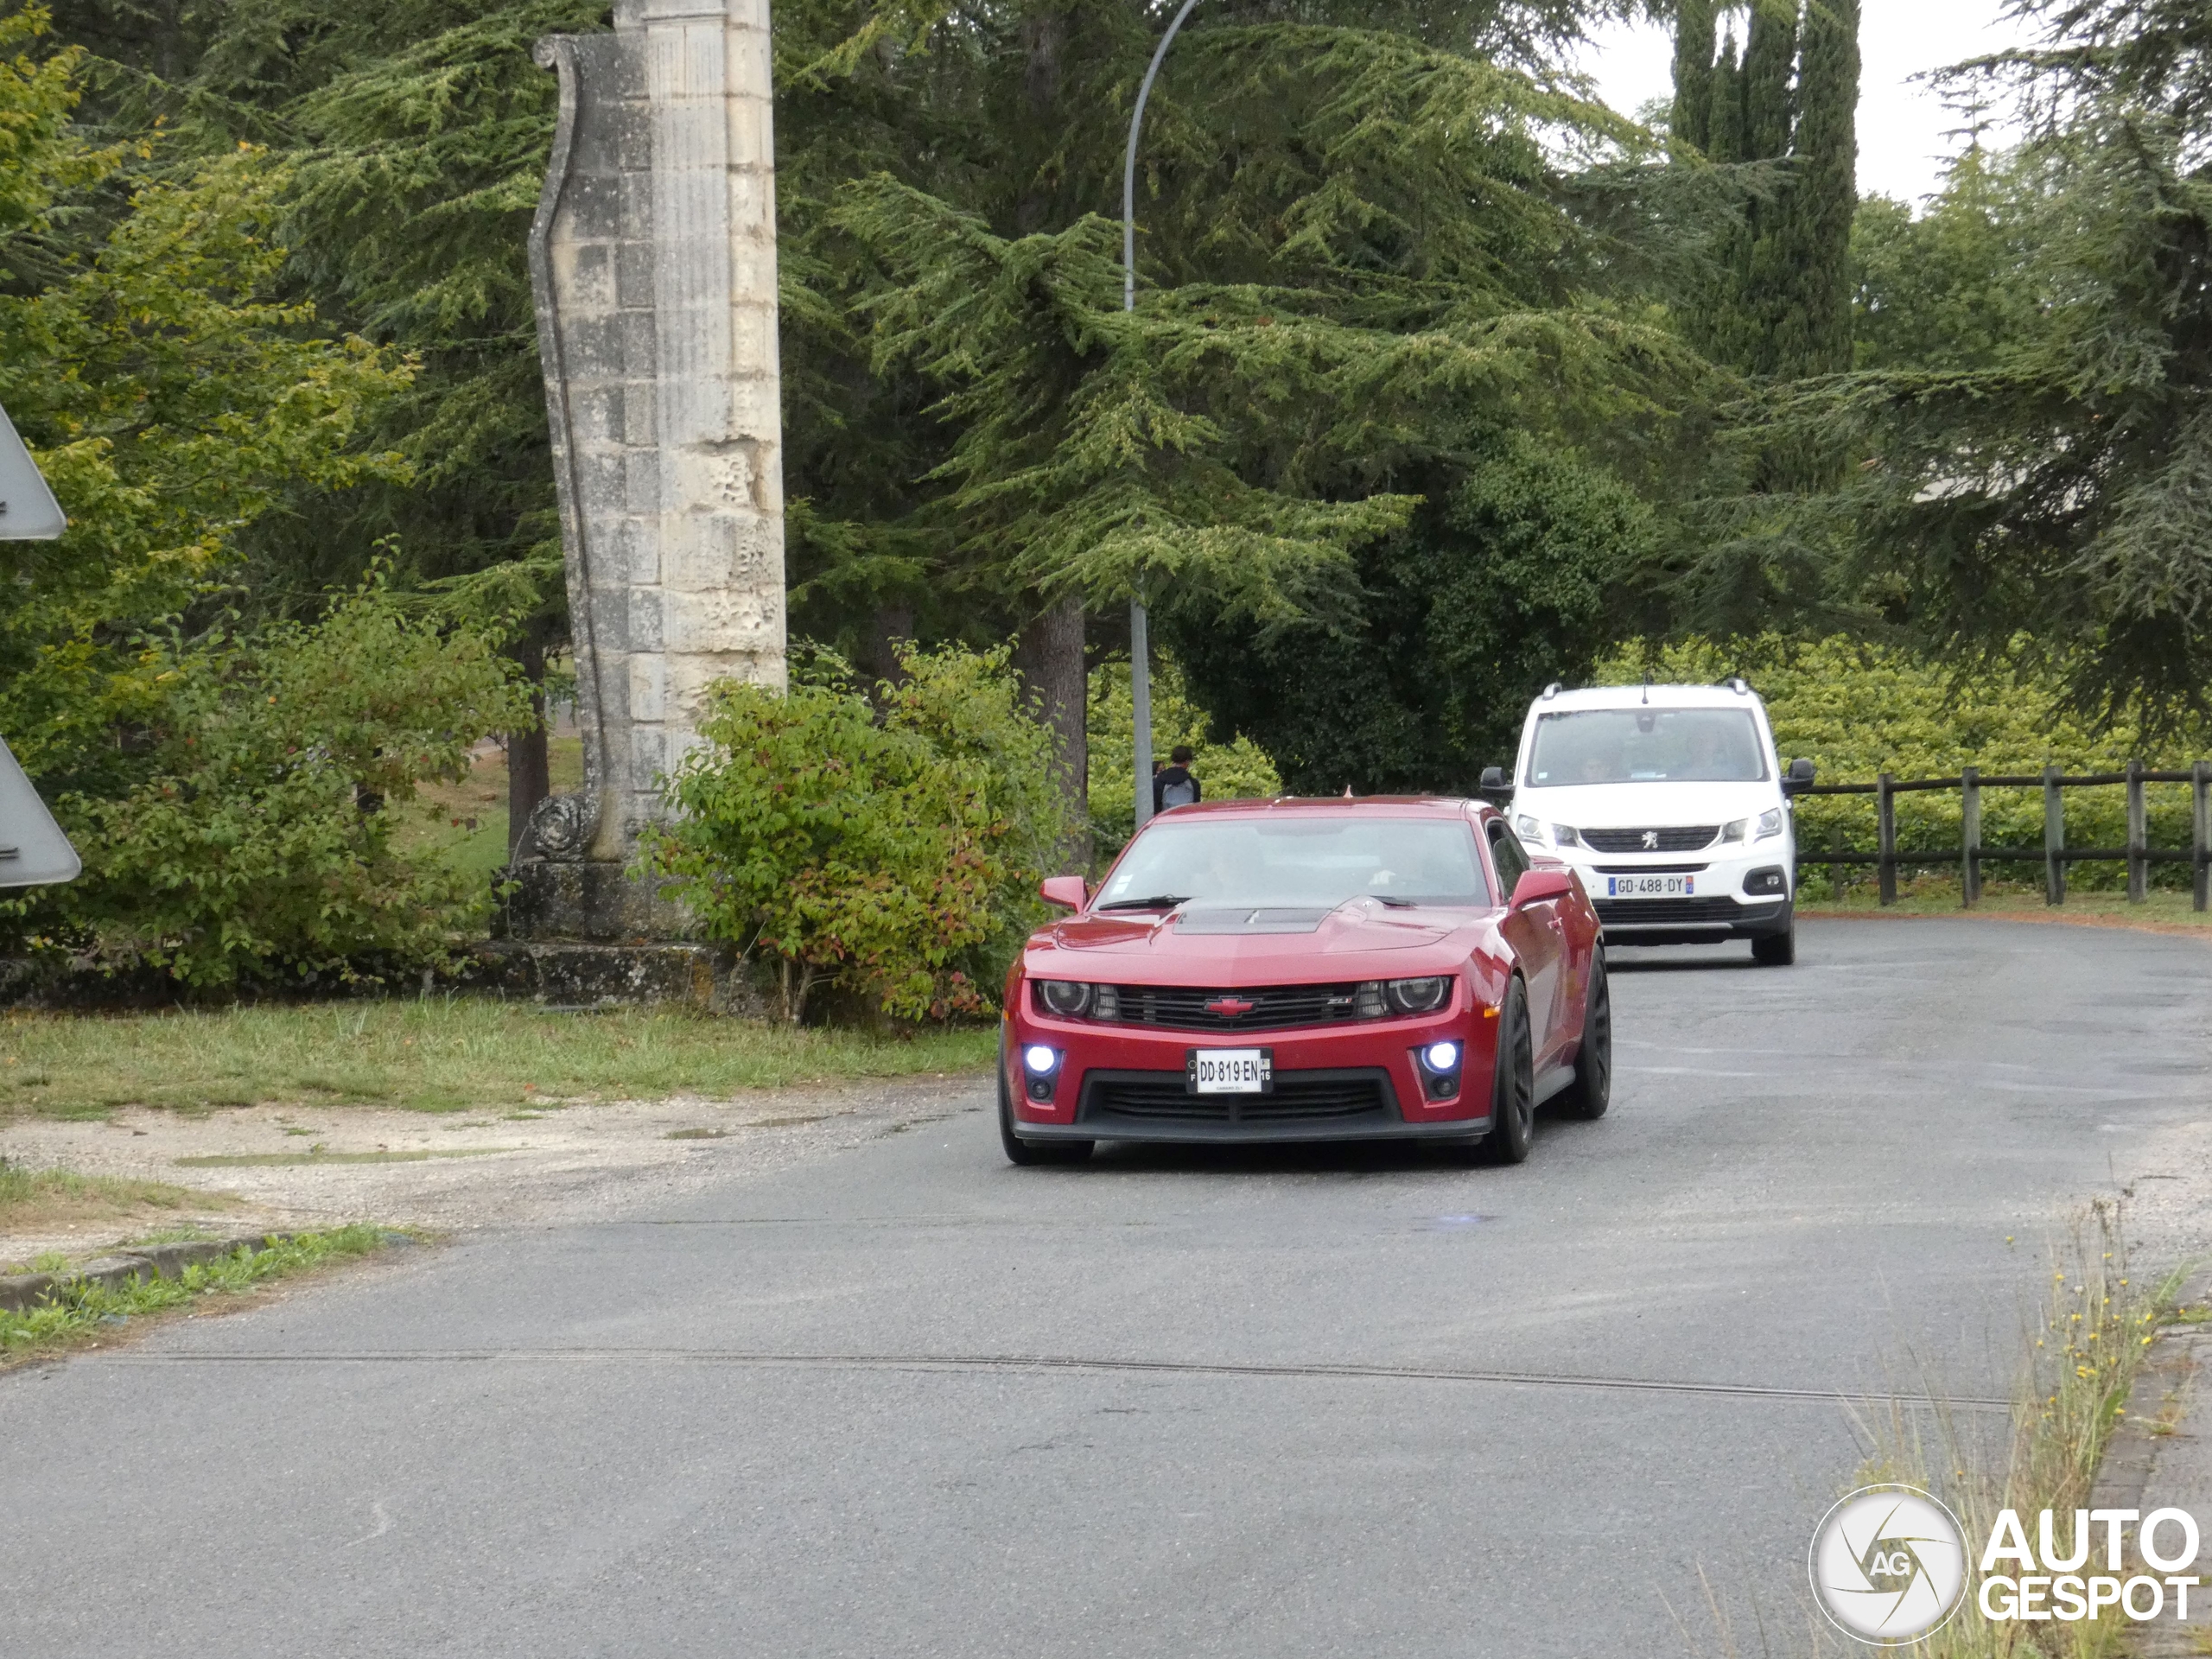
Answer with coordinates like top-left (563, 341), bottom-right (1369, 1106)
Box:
top-left (1154, 745), bottom-right (1202, 812)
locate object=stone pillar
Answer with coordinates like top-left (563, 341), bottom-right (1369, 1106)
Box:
top-left (520, 0), bottom-right (785, 941)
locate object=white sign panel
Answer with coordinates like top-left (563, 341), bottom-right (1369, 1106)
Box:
top-left (0, 737), bottom-right (80, 887)
top-left (0, 400), bottom-right (64, 540)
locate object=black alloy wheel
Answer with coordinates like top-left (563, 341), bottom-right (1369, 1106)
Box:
top-left (1478, 976), bottom-right (1535, 1165)
top-left (998, 1040), bottom-right (1093, 1166)
top-left (1554, 952), bottom-right (1611, 1122)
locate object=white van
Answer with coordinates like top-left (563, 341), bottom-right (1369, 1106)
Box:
top-left (1483, 680), bottom-right (1815, 965)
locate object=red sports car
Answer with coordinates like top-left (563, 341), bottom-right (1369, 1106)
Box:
top-left (998, 797), bottom-right (1611, 1166)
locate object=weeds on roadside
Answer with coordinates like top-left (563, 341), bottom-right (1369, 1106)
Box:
top-left (1673, 1202), bottom-right (2183, 1659)
top-left (1834, 1201), bottom-right (2179, 1659)
top-left (0, 1225), bottom-right (394, 1365)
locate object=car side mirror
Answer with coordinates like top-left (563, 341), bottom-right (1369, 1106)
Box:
top-left (1782, 757), bottom-right (1816, 798)
top-left (1510, 868), bottom-right (1573, 909)
top-left (1478, 765), bottom-right (1510, 800)
top-left (1039, 874), bottom-right (1088, 911)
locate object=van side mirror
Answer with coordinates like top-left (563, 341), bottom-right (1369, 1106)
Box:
top-left (1039, 874), bottom-right (1088, 911)
top-left (1478, 766), bottom-right (1510, 799)
top-left (1510, 868), bottom-right (1574, 909)
top-left (1782, 757), bottom-right (1815, 798)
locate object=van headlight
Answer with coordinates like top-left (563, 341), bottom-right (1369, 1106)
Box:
top-left (1515, 814), bottom-right (1542, 842)
top-left (1755, 809), bottom-right (1784, 841)
top-left (1720, 818), bottom-right (1747, 843)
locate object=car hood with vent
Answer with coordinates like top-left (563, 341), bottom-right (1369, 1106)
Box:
top-left (1025, 898), bottom-right (1495, 987)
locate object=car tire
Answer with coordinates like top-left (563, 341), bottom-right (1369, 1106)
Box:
top-left (1478, 976), bottom-right (1535, 1165)
top-left (998, 1045), bottom-right (1092, 1166)
top-left (1751, 924), bottom-right (1796, 967)
top-left (1554, 953), bottom-right (1611, 1121)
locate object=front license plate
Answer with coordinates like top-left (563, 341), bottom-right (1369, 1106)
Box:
top-left (1188, 1048), bottom-right (1272, 1095)
top-left (1606, 874), bottom-right (1694, 898)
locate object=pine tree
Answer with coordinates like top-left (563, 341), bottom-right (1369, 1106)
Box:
top-left (1741, 0), bottom-right (1796, 162)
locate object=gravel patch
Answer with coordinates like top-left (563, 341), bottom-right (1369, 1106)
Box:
top-left (0, 1071), bottom-right (992, 1265)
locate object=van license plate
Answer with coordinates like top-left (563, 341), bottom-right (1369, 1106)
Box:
top-left (1188, 1049), bottom-right (1272, 1094)
top-left (1607, 874), bottom-right (1694, 898)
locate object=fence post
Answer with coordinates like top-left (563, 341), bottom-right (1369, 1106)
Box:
top-left (1877, 771), bottom-right (1897, 906)
top-left (2126, 758), bottom-right (2148, 902)
top-left (2044, 765), bottom-right (2065, 906)
top-left (1961, 765), bottom-right (1981, 907)
top-left (2195, 760), bottom-right (2209, 913)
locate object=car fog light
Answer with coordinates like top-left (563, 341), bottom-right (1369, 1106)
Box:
top-left (1023, 1045), bottom-right (1059, 1075)
top-left (1424, 1041), bottom-right (1461, 1072)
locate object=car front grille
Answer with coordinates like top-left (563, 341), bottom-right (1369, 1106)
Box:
top-left (1596, 896), bottom-right (1771, 925)
top-left (1580, 826), bottom-right (1719, 854)
top-left (1103, 982), bottom-right (1370, 1033)
top-left (1078, 1069), bottom-right (1398, 1128)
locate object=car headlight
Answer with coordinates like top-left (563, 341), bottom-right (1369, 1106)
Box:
top-left (1755, 808), bottom-right (1784, 841)
top-left (1515, 814), bottom-right (1542, 842)
top-left (1385, 976), bottom-right (1452, 1014)
top-left (1036, 980), bottom-right (1093, 1017)
top-left (1553, 823), bottom-right (1582, 848)
top-left (1719, 817), bottom-right (1747, 843)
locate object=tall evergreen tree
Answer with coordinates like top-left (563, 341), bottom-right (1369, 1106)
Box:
top-left (1774, 0), bottom-right (1858, 377)
top-left (1669, 0), bottom-right (1715, 149)
top-left (1705, 29), bottom-right (1745, 162)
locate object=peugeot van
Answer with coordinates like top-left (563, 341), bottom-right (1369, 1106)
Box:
top-left (1484, 680), bottom-right (1815, 965)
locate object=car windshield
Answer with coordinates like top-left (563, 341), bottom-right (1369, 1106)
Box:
top-left (1095, 817), bottom-right (1490, 909)
top-left (1526, 708), bottom-right (1770, 787)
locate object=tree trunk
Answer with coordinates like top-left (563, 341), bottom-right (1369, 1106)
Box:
top-left (1014, 594), bottom-right (1088, 859)
top-left (506, 637), bottom-right (550, 861)
top-left (867, 604), bottom-right (914, 690)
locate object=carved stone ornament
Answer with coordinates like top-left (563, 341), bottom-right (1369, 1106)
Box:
top-left (525, 793), bottom-right (600, 862)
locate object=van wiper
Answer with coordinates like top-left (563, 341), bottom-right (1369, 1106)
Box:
top-left (1096, 893), bottom-right (1192, 911)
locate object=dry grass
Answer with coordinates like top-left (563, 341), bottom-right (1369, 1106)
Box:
top-left (0, 1000), bottom-right (996, 1119)
top-left (0, 1157), bottom-right (236, 1241)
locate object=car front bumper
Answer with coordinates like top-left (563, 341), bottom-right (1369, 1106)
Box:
top-left (1005, 1005), bottom-right (1498, 1145)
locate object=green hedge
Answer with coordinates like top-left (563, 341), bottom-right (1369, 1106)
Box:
top-left (1594, 639), bottom-right (2212, 896)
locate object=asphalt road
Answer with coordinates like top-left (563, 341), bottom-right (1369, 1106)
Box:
top-left (6, 918), bottom-right (2209, 1658)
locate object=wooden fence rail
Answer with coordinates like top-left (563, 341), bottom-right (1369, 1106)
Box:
top-left (1797, 761), bottom-right (2212, 911)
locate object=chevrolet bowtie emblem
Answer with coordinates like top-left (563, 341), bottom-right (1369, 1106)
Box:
top-left (1641, 830), bottom-right (1659, 849)
top-left (1206, 996), bottom-right (1255, 1017)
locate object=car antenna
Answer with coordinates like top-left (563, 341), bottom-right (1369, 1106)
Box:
top-left (1641, 671), bottom-right (1649, 707)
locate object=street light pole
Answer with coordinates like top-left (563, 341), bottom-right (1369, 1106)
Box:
top-left (1122, 0), bottom-right (1202, 834)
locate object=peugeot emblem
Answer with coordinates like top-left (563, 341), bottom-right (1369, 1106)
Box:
top-left (1642, 830), bottom-right (1659, 849)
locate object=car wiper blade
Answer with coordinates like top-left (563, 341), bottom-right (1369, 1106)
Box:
top-left (1370, 895), bottom-right (1419, 908)
top-left (1096, 893), bottom-right (1192, 911)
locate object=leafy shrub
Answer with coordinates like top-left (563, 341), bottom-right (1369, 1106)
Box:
top-left (643, 644), bottom-right (1073, 1024)
top-left (1596, 637), bottom-right (2212, 895)
top-left (6, 587), bottom-right (533, 986)
top-left (1086, 655), bottom-right (1283, 859)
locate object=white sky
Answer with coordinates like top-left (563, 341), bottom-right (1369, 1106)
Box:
top-left (1576, 1), bottom-right (2038, 206)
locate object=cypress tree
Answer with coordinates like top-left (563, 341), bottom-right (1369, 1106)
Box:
top-left (1778, 0), bottom-right (1859, 377)
top-left (1741, 0), bottom-right (1796, 162)
top-left (1705, 30), bottom-right (1745, 165)
top-left (1670, 0), bottom-right (1716, 152)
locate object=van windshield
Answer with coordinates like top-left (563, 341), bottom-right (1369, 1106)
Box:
top-left (1526, 709), bottom-right (1769, 787)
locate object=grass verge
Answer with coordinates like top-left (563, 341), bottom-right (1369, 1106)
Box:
top-left (0, 1001), bottom-right (997, 1118)
top-left (0, 1157), bottom-right (237, 1237)
top-left (0, 1224), bottom-right (396, 1370)
top-left (1802, 877), bottom-right (2212, 931)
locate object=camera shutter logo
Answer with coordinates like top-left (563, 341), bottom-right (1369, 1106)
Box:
top-left (1809, 1484), bottom-right (1968, 1644)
